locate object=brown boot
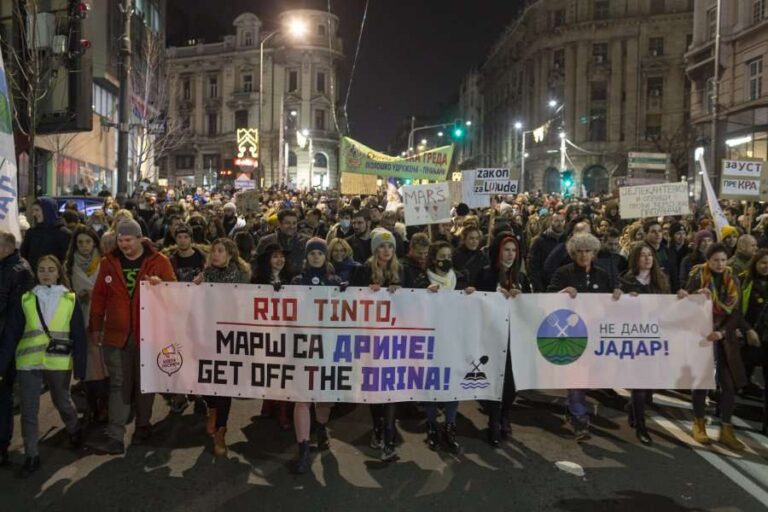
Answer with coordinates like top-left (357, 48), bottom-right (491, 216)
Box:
top-left (213, 427), bottom-right (227, 456)
top-left (718, 423), bottom-right (745, 452)
top-left (206, 408), bottom-right (217, 436)
top-left (692, 417), bottom-right (711, 445)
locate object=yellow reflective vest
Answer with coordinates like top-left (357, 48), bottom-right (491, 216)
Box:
top-left (16, 291), bottom-right (76, 371)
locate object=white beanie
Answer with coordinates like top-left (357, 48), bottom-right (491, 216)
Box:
top-left (370, 227), bottom-right (396, 254)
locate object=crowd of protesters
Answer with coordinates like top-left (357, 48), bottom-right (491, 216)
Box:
top-left (0, 182), bottom-right (766, 477)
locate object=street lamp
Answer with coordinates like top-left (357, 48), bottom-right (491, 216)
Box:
top-left (259, 19), bottom-right (307, 184)
top-left (437, 131), bottom-right (443, 137)
top-left (514, 121), bottom-right (522, 130)
top-left (548, 99), bottom-right (558, 108)
top-left (465, 120), bottom-right (472, 126)
top-left (420, 138), bottom-right (427, 145)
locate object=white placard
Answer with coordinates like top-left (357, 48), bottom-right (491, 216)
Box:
top-left (619, 182), bottom-right (690, 219)
top-left (461, 169), bottom-right (518, 208)
top-left (721, 178), bottom-right (760, 197)
top-left (722, 159), bottom-right (764, 178)
top-left (401, 182), bottom-right (452, 225)
top-left (508, 294), bottom-right (715, 390)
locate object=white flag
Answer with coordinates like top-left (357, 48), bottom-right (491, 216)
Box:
top-left (697, 154), bottom-right (729, 240)
top-left (0, 45), bottom-right (20, 241)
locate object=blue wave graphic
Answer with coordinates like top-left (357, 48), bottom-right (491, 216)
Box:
top-left (460, 382), bottom-right (491, 389)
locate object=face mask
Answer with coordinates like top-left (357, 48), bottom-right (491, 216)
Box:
top-left (340, 219), bottom-right (351, 229)
top-left (92, 224), bottom-right (104, 231)
top-left (435, 259), bottom-right (453, 272)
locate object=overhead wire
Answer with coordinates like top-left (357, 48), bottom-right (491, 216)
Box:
top-left (327, 0), bottom-right (342, 134)
top-left (342, 0), bottom-right (370, 135)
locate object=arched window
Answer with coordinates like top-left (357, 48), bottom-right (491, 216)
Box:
top-left (243, 32), bottom-right (253, 46)
top-left (543, 167), bottom-right (561, 193)
top-left (583, 165), bottom-right (609, 195)
top-left (288, 151), bottom-right (297, 167)
top-left (314, 153), bottom-right (328, 168)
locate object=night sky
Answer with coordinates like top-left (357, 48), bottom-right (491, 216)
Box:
top-left (166, 0), bottom-right (521, 150)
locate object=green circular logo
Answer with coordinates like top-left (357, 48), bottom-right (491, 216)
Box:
top-left (536, 309), bottom-right (589, 365)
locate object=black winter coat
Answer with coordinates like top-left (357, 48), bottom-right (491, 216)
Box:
top-left (527, 230), bottom-right (562, 292)
top-left (0, 251), bottom-right (34, 337)
top-left (547, 263), bottom-right (616, 293)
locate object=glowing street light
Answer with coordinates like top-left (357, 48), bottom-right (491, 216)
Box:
top-left (437, 131), bottom-right (444, 137)
top-left (420, 138), bottom-right (427, 145)
top-left (287, 18), bottom-right (308, 38)
top-left (465, 120), bottom-right (472, 126)
top-left (549, 99), bottom-right (558, 108)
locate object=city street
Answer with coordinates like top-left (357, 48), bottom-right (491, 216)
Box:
top-left (2, 388), bottom-right (767, 511)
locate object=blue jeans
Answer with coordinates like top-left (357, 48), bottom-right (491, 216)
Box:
top-left (567, 389), bottom-right (589, 425)
top-left (0, 366), bottom-right (14, 450)
top-left (425, 401), bottom-right (459, 424)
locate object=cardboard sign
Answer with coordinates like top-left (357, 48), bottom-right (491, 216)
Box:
top-left (340, 172), bottom-right (379, 195)
top-left (401, 182), bottom-right (452, 225)
top-left (619, 182), bottom-right (690, 219)
top-left (461, 169), bottom-right (517, 209)
top-left (720, 159), bottom-right (765, 200)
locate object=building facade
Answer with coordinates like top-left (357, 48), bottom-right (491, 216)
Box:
top-left (686, 0), bottom-right (768, 174)
top-left (165, 10), bottom-right (344, 189)
top-left (460, 0), bottom-right (694, 194)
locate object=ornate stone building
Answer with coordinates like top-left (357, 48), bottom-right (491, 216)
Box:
top-left (460, 0), bottom-right (694, 194)
top-left (165, 9), bottom-right (344, 189)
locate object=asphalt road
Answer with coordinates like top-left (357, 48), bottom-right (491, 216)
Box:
top-left (2, 388), bottom-right (767, 512)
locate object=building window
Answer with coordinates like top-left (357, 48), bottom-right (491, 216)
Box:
top-left (288, 70), bottom-right (299, 92)
top-left (707, 7), bottom-right (717, 40)
top-left (207, 113), bottom-right (217, 135)
top-left (316, 71), bottom-right (326, 93)
top-left (592, 43), bottom-right (608, 64)
top-left (314, 153), bottom-right (328, 168)
top-left (650, 0), bottom-right (665, 15)
top-left (288, 151), bottom-right (297, 167)
top-left (753, 0), bottom-right (766, 24)
top-left (235, 110), bottom-right (249, 129)
top-left (181, 115), bottom-right (190, 130)
top-left (553, 9), bottom-right (565, 27)
top-left (647, 77), bottom-right (664, 98)
top-left (175, 155), bottom-right (194, 169)
top-left (244, 31), bottom-right (253, 46)
top-left (208, 77), bottom-right (218, 98)
top-left (591, 81), bottom-right (607, 101)
top-left (182, 79), bottom-right (191, 100)
top-left (594, 0), bottom-right (609, 20)
top-left (203, 154), bottom-right (220, 171)
top-left (747, 57), bottom-right (763, 101)
top-left (645, 114), bottom-right (662, 140)
top-left (553, 49), bottom-right (565, 70)
top-left (705, 78), bottom-right (715, 114)
top-left (649, 37), bottom-right (664, 56)
top-left (589, 108), bottom-right (607, 142)
top-left (318, 23), bottom-right (326, 36)
top-left (314, 109), bottom-right (326, 130)
top-left (242, 74), bottom-right (253, 93)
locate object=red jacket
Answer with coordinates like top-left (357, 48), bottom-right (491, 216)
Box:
top-left (89, 240), bottom-right (176, 348)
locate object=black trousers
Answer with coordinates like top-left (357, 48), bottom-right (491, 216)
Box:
top-left (483, 353), bottom-right (516, 428)
top-left (204, 396), bottom-right (232, 429)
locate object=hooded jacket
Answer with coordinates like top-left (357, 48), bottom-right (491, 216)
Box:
top-left (476, 232), bottom-right (531, 293)
top-left (89, 239), bottom-right (176, 348)
top-left (20, 197), bottom-right (72, 269)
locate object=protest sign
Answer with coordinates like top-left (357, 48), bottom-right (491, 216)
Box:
top-left (508, 294), bottom-right (714, 391)
top-left (234, 173), bottom-right (256, 190)
top-left (140, 283), bottom-right (508, 403)
top-left (340, 137), bottom-right (453, 182)
top-left (619, 182), bottom-right (690, 219)
top-left (460, 169), bottom-right (514, 208)
top-left (720, 159), bottom-right (765, 201)
top-left (234, 190), bottom-right (260, 214)
top-left (0, 49), bottom-right (20, 240)
top-left (401, 182), bottom-right (452, 225)
top-left (341, 172), bottom-right (379, 195)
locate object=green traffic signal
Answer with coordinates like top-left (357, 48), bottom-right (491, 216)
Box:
top-left (453, 127), bottom-right (464, 138)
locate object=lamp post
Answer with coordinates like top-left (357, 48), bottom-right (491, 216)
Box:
top-left (258, 18), bottom-right (306, 185)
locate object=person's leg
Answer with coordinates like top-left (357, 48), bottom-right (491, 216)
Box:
top-left (17, 370), bottom-right (42, 458)
top-left (500, 356), bottom-right (517, 421)
top-left (43, 371), bottom-right (80, 434)
top-left (103, 345), bottom-right (130, 443)
top-left (383, 403), bottom-right (397, 446)
top-left (442, 401), bottom-right (461, 452)
top-left (213, 397), bottom-right (231, 429)
top-left (566, 389), bottom-right (588, 422)
top-left (424, 403), bottom-right (438, 424)
top-left (314, 403), bottom-right (331, 425)
top-left (0, 368), bottom-right (15, 460)
top-left (443, 401), bottom-right (459, 424)
top-left (129, 338), bottom-right (154, 429)
top-left (631, 389), bottom-right (646, 422)
top-left (294, 402), bottom-right (311, 443)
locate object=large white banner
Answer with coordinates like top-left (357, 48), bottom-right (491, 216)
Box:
top-left (0, 47), bottom-right (20, 240)
top-left (140, 283), bottom-right (508, 402)
top-left (508, 294), bottom-right (715, 390)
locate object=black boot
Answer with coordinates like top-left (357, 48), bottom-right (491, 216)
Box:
top-left (316, 423), bottom-right (330, 451)
top-left (294, 441), bottom-right (311, 474)
top-left (442, 423), bottom-right (461, 454)
top-left (487, 422), bottom-right (501, 447)
top-left (370, 419), bottom-right (384, 450)
top-left (17, 456), bottom-right (39, 478)
top-left (636, 420), bottom-right (653, 446)
top-left (425, 421), bottom-right (439, 451)
top-left (0, 446), bottom-right (9, 467)
top-left (625, 402), bottom-right (636, 429)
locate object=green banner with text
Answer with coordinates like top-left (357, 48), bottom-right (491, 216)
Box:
top-left (340, 137), bottom-right (453, 181)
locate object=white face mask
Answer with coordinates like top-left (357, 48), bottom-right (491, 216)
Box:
top-left (340, 219), bottom-right (351, 229)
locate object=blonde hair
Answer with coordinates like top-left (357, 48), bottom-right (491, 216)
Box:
top-left (207, 238), bottom-right (251, 278)
top-left (368, 252), bottom-right (401, 285)
top-left (110, 209), bottom-right (133, 229)
top-left (37, 254), bottom-right (72, 290)
top-left (328, 238), bottom-right (353, 261)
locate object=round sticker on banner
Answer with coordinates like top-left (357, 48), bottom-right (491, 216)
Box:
top-left (592, 284), bottom-right (598, 289)
top-left (311, 276), bottom-right (320, 285)
top-left (105, 276), bottom-right (113, 284)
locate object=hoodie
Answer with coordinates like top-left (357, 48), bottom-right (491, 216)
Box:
top-left (20, 197), bottom-right (72, 269)
top-left (476, 231), bottom-right (531, 293)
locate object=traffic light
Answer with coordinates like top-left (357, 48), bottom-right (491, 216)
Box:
top-left (452, 119), bottom-right (465, 139)
top-left (561, 170), bottom-right (574, 196)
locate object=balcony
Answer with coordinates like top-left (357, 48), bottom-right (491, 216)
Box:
top-left (227, 90), bottom-right (256, 109)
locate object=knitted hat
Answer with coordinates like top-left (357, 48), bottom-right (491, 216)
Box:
top-left (370, 227), bottom-right (396, 254)
top-left (669, 222), bottom-right (686, 236)
top-left (305, 237), bottom-right (328, 256)
top-left (693, 229), bottom-right (714, 247)
top-left (116, 219), bottom-right (142, 238)
top-left (720, 225), bottom-right (738, 239)
top-left (223, 202), bottom-right (237, 213)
